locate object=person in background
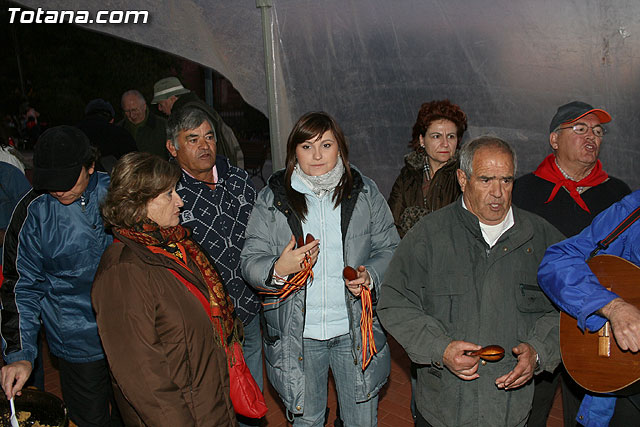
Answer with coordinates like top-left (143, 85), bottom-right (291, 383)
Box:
top-left (0, 126), bottom-right (121, 426)
top-left (388, 99), bottom-right (467, 238)
top-left (75, 98), bottom-right (137, 173)
top-left (151, 76), bottom-right (244, 168)
top-left (241, 111), bottom-right (399, 426)
top-left (0, 162), bottom-right (30, 256)
top-left (166, 107), bottom-right (261, 426)
top-left (92, 152), bottom-right (237, 426)
top-left (119, 89), bottom-right (168, 158)
top-left (0, 127), bottom-right (43, 393)
top-left (379, 137), bottom-right (564, 427)
top-left (0, 124), bottom-right (26, 173)
top-left (538, 190), bottom-right (640, 426)
top-left (512, 101), bottom-right (631, 426)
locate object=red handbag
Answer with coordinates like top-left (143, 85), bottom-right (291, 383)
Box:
top-left (227, 341), bottom-right (268, 418)
top-left (166, 267), bottom-right (268, 418)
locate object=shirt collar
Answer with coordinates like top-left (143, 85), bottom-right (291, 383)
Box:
top-left (461, 197), bottom-right (514, 247)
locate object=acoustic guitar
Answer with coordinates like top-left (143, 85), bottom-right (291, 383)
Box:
top-left (560, 254), bottom-right (640, 394)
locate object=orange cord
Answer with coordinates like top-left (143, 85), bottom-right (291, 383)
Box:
top-left (258, 254), bottom-right (314, 305)
top-left (360, 285), bottom-right (377, 370)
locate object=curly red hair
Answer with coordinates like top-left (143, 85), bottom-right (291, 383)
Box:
top-left (410, 99), bottom-right (468, 150)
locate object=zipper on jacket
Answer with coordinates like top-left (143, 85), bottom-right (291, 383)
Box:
top-left (449, 296), bottom-right (454, 323)
top-left (519, 283), bottom-right (541, 295)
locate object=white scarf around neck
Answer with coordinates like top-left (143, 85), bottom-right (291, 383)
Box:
top-left (294, 159), bottom-right (345, 197)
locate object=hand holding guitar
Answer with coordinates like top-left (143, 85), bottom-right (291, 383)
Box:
top-left (599, 297), bottom-right (640, 353)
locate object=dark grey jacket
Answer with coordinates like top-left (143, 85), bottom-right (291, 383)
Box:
top-left (240, 168), bottom-right (399, 414)
top-left (378, 198), bottom-right (563, 427)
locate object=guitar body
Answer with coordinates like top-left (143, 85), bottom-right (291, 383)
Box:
top-left (560, 255), bottom-right (640, 394)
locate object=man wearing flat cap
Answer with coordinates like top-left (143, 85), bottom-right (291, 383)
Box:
top-left (0, 126), bottom-right (122, 426)
top-left (513, 101), bottom-right (630, 426)
top-left (152, 76), bottom-right (244, 168)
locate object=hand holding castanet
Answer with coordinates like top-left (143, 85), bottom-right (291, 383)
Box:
top-left (344, 265), bottom-right (377, 370)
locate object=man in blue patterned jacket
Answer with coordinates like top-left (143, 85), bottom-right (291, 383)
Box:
top-left (166, 107), bottom-right (261, 426)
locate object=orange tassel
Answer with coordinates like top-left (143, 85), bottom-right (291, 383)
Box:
top-left (360, 285), bottom-right (377, 370)
top-left (258, 255), bottom-right (314, 305)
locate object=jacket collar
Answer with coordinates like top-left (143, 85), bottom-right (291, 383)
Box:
top-left (268, 166), bottom-right (365, 243)
top-left (56, 171), bottom-right (99, 206)
top-left (176, 155), bottom-right (230, 186)
top-left (113, 231), bottom-right (210, 297)
top-left (404, 150), bottom-right (426, 171)
top-left (454, 196), bottom-right (533, 249)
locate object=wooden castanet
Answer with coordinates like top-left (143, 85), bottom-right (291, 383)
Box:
top-left (466, 345), bottom-right (505, 362)
top-left (343, 266), bottom-right (358, 281)
top-left (560, 255), bottom-right (640, 394)
top-left (296, 233), bottom-right (315, 248)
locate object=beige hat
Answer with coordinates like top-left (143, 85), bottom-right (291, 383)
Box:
top-left (151, 77), bottom-right (190, 104)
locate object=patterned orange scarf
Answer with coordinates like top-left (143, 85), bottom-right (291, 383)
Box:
top-left (116, 221), bottom-right (237, 351)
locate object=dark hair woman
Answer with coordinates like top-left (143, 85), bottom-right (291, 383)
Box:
top-left (241, 112), bottom-right (399, 426)
top-left (92, 152), bottom-right (238, 426)
top-left (388, 99), bottom-right (468, 237)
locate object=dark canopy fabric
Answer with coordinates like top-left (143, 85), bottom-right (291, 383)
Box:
top-left (17, 0), bottom-right (640, 195)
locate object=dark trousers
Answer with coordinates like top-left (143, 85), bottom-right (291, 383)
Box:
top-left (528, 365), bottom-right (583, 427)
top-left (415, 410), bottom-right (434, 427)
top-left (24, 329), bottom-right (45, 390)
top-left (58, 358), bottom-right (123, 427)
top-left (530, 364), bottom-right (640, 426)
top-left (610, 393), bottom-right (640, 426)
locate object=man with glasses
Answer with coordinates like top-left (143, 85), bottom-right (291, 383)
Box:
top-left (119, 89), bottom-right (168, 158)
top-left (513, 101), bottom-right (630, 426)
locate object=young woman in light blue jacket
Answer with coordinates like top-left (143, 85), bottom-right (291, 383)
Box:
top-left (241, 111), bottom-right (399, 426)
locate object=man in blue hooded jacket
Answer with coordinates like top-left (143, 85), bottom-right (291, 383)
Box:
top-left (538, 190), bottom-right (640, 426)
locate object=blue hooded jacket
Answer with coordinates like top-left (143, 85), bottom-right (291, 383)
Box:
top-left (538, 190), bottom-right (640, 426)
top-left (1, 172), bottom-right (112, 364)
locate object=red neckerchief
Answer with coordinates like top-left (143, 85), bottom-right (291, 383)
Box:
top-left (533, 154), bottom-right (608, 213)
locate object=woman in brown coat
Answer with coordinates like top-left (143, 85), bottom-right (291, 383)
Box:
top-left (388, 99), bottom-right (468, 237)
top-left (92, 152), bottom-right (238, 426)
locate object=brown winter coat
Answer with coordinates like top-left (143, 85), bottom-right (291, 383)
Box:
top-left (92, 233), bottom-right (237, 427)
top-left (388, 151), bottom-right (461, 237)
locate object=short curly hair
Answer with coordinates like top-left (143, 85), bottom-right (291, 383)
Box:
top-left (101, 152), bottom-right (181, 229)
top-left (410, 99), bottom-right (468, 151)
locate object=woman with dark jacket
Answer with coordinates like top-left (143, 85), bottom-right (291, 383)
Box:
top-left (241, 112), bottom-right (399, 426)
top-left (92, 152), bottom-right (237, 426)
top-left (388, 99), bottom-right (468, 237)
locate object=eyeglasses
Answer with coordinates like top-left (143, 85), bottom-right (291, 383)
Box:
top-left (556, 123), bottom-right (606, 138)
top-left (123, 107), bottom-right (143, 115)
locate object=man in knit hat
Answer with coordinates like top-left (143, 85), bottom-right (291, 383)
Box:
top-left (0, 126), bottom-right (122, 426)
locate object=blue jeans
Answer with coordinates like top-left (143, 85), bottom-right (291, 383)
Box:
top-left (294, 334), bottom-right (378, 427)
top-left (238, 314), bottom-right (263, 427)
